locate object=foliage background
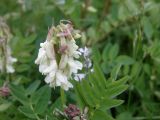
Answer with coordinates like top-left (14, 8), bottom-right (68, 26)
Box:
top-left (0, 0), bottom-right (160, 120)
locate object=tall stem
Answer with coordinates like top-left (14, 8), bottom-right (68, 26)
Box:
top-left (60, 87), bottom-right (66, 107)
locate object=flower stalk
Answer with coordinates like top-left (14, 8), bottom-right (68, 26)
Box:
top-left (0, 17), bottom-right (17, 75)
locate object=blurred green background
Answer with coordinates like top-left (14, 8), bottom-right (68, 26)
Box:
top-left (0, 0), bottom-right (160, 119)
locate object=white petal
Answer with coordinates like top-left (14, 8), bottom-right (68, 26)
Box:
top-left (45, 74), bottom-right (52, 84)
top-left (39, 63), bottom-right (49, 75)
top-left (73, 51), bottom-right (81, 58)
top-left (6, 65), bottom-right (15, 73)
top-left (43, 41), bottom-right (55, 59)
top-left (61, 81), bottom-right (73, 91)
top-left (56, 70), bottom-right (68, 86)
top-left (45, 71), bottom-right (56, 84)
top-left (74, 73), bottom-right (86, 81)
top-left (68, 59), bottom-right (83, 73)
top-left (35, 48), bottom-right (46, 64)
top-left (10, 57), bottom-right (17, 63)
top-left (79, 48), bottom-right (84, 53)
top-left (74, 33), bottom-right (81, 39)
top-left (43, 60), bottom-right (57, 74)
top-left (59, 55), bottom-right (68, 69)
top-left (84, 47), bottom-right (91, 57)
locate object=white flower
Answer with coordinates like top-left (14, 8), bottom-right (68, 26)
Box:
top-left (35, 21), bottom-right (83, 90)
top-left (6, 56), bottom-right (17, 73)
top-left (0, 17), bottom-right (17, 73)
top-left (44, 70), bottom-right (73, 91)
top-left (0, 45), bottom-right (17, 73)
top-left (35, 41), bottom-right (55, 64)
top-left (68, 58), bottom-right (83, 74)
top-left (56, 70), bottom-right (73, 90)
top-left (59, 54), bottom-right (68, 69)
top-left (79, 47), bottom-right (91, 58)
top-left (35, 41), bottom-right (57, 75)
top-left (35, 48), bottom-right (46, 64)
top-left (74, 73), bottom-right (86, 81)
top-left (79, 47), bottom-right (92, 69)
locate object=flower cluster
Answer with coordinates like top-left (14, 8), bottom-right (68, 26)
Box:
top-left (35, 20), bottom-right (83, 90)
top-left (54, 104), bottom-right (88, 120)
top-left (64, 104), bottom-right (80, 119)
top-left (0, 17), bottom-right (17, 73)
top-left (0, 82), bottom-right (10, 97)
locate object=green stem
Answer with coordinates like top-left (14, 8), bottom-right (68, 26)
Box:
top-left (127, 86), bottom-right (131, 110)
top-left (81, 0), bottom-right (91, 19)
top-left (128, 0), bottom-right (144, 110)
top-left (60, 87), bottom-right (66, 107)
top-left (30, 103), bottom-right (41, 120)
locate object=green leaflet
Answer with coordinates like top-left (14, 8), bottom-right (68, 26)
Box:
top-left (9, 84), bottom-right (28, 105)
top-left (74, 62), bottom-right (129, 119)
top-left (18, 106), bottom-right (36, 119)
top-left (32, 85), bottom-right (51, 114)
top-left (26, 80), bottom-right (41, 95)
top-left (116, 55), bottom-right (135, 65)
top-left (10, 83), bottom-right (51, 119)
top-left (0, 102), bottom-right (12, 112)
top-left (90, 110), bottom-right (115, 120)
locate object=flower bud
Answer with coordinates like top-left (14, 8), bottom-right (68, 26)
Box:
top-left (0, 83), bottom-right (10, 97)
top-left (64, 104), bottom-right (80, 119)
